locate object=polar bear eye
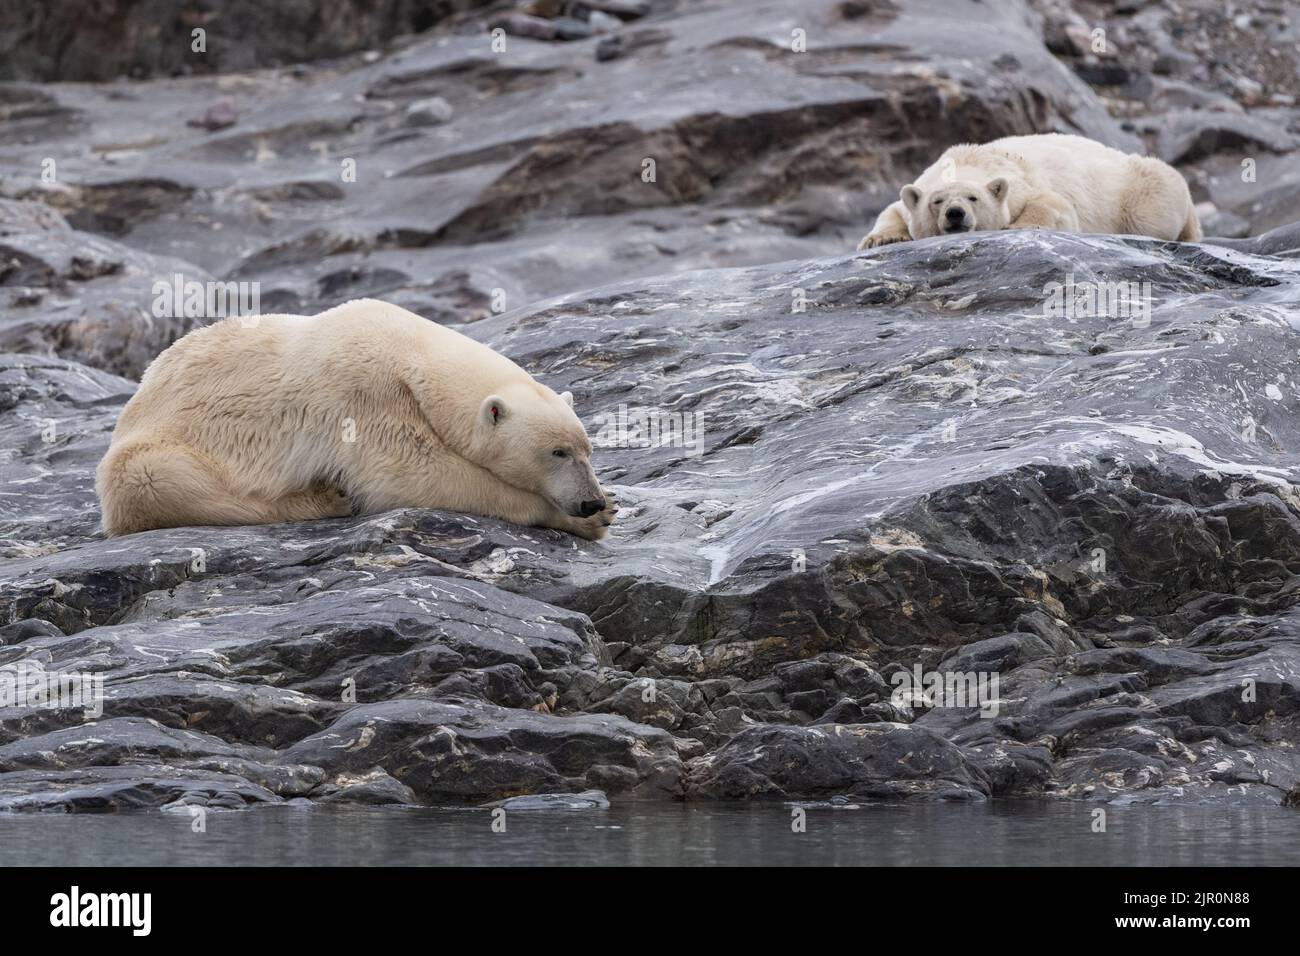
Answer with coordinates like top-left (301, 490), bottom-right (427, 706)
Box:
top-left (933, 199), bottom-right (943, 206)
top-left (552, 449), bottom-right (568, 459)
top-left (967, 195), bottom-right (977, 202)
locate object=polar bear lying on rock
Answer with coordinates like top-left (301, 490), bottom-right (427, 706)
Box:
top-left (97, 299), bottom-right (617, 539)
top-left (857, 133), bottom-right (1201, 249)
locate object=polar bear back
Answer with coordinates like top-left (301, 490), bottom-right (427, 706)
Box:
top-left (926, 134), bottom-right (1154, 235)
top-left (125, 298), bottom-right (522, 430)
top-left (984, 134), bottom-right (1137, 232)
top-left (111, 298), bottom-right (545, 498)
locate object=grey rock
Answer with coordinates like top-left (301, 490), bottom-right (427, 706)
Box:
top-left (6, 223), bottom-right (1300, 808)
top-left (0, 1), bottom-right (502, 81)
top-left (405, 96), bottom-right (454, 127)
top-left (686, 723), bottom-right (992, 801)
top-left (2, 0), bottom-right (1300, 813)
top-left (491, 14), bottom-right (558, 41)
top-left (587, 12), bottom-right (624, 34)
top-left (0, 765), bottom-right (282, 812)
top-left (1199, 205), bottom-right (1252, 240)
top-left (552, 18), bottom-right (594, 41)
top-left (0, 201), bottom-right (207, 377)
top-left (586, 0), bottom-right (651, 17)
top-left (486, 789), bottom-right (609, 810)
top-left (1153, 108), bottom-right (1299, 165)
top-left (595, 35), bottom-right (625, 62)
top-left (0, 0), bottom-right (1140, 321)
top-left (280, 698), bottom-right (683, 803)
top-left (314, 769), bottom-right (418, 805)
top-left (187, 99), bottom-right (239, 132)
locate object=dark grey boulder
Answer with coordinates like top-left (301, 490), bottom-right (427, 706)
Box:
top-left (685, 723), bottom-right (991, 801)
top-left (280, 698), bottom-right (683, 803)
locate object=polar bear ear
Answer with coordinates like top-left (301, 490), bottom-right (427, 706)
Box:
top-left (480, 395), bottom-right (507, 427)
top-left (559, 390), bottom-right (574, 408)
top-left (901, 185), bottom-right (923, 211)
top-left (986, 177), bottom-right (1009, 202)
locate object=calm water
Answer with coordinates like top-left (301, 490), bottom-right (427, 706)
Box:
top-left (2, 801), bottom-right (1297, 866)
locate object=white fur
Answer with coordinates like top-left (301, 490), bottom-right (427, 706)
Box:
top-left (96, 299), bottom-right (616, 538)
top-left (858, 133), bottom-right (1201, 249)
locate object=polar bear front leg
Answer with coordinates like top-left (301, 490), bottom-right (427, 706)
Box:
top-left (368, 451), bottom-right (614, 541)
top-left (1009, 192), bottom-right (1080, 232)
top-left (857, 201), bottom-right (912, 250)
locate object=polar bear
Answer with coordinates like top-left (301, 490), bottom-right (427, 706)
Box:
top-left (857, 133), bottom-right (1201, 249)
top-left (96, 298), bottom-right (618, 539)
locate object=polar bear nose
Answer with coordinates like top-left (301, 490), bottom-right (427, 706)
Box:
top-left (945, 206), bottom-right (966, 223)
top-left (579, 497), bottom-right (605, 518)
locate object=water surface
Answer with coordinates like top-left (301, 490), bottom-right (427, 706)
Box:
top-left (3, 801), bottom-right (1296, 866)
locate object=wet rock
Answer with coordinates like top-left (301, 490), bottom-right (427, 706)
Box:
top-left (405, 96), bottom-right (454, 127)
top-left (595, 35), bottom-right (625, 61)
top-left (187, 99), bottom-right (239, 132)
top-left (8, 223), bottom-right (1300, 807)
top-left (0, 765), bottom-right (282, 812)
top-left (0, 0), bottom-right (1145, 328)
top-left (314, 769), bottom-right (418, 805)
top-left (0, 354), bottom-right (135, 551)
top-left (0, 200), bottom-right (206, 377)
top-left (2, 0), bottom-right (1300, 813)
top-left (486, 789), bottom-right (610, 809)
top-left (491, 13), bottom-right (559, 40)
top-left (1153, 109), bottom-right (1299, 165)
top-left (587, 12), bottom-right (624, 33)
top-left (0, 0), bottom-right (502, 82)
top-left (281, 698), bottom-right (683, 803)
top-left (685, 723), bottom-right (992, 801)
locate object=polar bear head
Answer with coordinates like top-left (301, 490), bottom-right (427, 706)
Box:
top-left (901, 178), bottom-right (1010, 238)
top-left (476, 382), bottom-right (606, 518)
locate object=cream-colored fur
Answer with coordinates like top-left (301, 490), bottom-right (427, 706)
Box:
top-left (858, 133), bottom-right (1201, 249)
top-left (96, 298), bottom-right (617, 539)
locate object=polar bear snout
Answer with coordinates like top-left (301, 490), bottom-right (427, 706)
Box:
top-left (943, 205), bottom-right (970, 232)
top-left (537, 440), bottom-right (606, 519)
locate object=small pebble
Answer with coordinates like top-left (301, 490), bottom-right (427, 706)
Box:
top-left (187, 99), bottom-right (238, 131)
top-left (596, 35), bottom-right (625, 61)
top-left (405, 96), bottom-right (454, 127)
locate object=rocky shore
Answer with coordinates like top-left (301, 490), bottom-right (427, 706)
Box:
top-left (2, 0), bottom-right (1300, 811)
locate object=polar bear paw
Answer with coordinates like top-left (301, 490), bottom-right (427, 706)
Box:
top-left (569, 491), bottom-right (619, 541)
top-left (857, 229), bottom-right (910, 250)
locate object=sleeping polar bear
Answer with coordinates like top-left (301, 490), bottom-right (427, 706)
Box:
top-left (857, 133), bottom-right (1201, 249)
top-left (97, 298), bottom-right (617, 539)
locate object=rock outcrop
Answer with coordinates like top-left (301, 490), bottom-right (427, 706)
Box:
top-left (5, 222), bottom-right (1300, 809)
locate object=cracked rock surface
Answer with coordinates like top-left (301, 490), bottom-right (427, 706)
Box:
top-left (5, 225), bottom-right (1300, 810)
